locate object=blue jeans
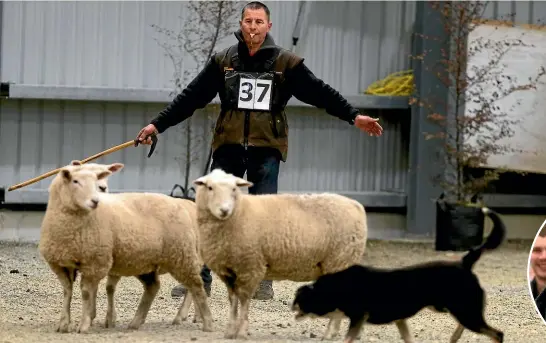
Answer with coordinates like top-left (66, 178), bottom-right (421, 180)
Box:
top-left (200, 144), bottom-right (281, 284)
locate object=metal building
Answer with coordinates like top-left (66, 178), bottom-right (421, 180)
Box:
top-left (1, 1), bottom-right (545, 242)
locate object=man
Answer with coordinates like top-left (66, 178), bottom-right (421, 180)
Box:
top-left (530, 226), bottom-right (546, 320)
top-left (136, 1), bottom-right (383, 301)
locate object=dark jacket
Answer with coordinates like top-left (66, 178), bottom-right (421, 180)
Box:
top-left (531, 277), bottom-right (546, 319)
top-left (150, 29), bottom-right (360, 161)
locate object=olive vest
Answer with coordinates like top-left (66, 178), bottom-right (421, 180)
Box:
top-left (211, 43), bottom-right (303, 162)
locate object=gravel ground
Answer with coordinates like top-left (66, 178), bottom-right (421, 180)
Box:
top-left (0, 239), bottom-right (545, 342)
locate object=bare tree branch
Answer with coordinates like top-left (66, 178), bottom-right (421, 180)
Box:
top-left (410, 1), bottom-right (546, 205)
top-left (151, 1), bottom-right (243, 197)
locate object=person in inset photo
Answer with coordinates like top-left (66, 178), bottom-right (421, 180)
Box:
top-left (529, 222), bottom-right (546, 320)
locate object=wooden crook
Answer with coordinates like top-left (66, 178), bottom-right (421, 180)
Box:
top-left (7, 134), bottom-right (158, 192)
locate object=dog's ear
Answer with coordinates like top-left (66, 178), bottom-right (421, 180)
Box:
top-left (298, 284), bottom-right (314, 297)
top-left (295, 284), bottom-right (310, 298)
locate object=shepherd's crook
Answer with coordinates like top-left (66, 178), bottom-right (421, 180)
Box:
top-left (7, 134), bottom-right (158, 192)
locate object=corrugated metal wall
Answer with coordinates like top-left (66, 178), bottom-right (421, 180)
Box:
top-left (3, 1), bottom-right (545, 204)
top-left (0, 100), bottom-right (409, 203)
top-left (481, 0), bottom-right (546, 24)
top-left (1, 1), bottom-right (416, 94)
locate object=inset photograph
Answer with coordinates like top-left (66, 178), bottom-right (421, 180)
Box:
top-left (528, 219), bottom-right (546, 323)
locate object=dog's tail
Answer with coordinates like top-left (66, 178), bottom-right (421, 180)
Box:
top-left (461, 207), bottom-right (506, 270)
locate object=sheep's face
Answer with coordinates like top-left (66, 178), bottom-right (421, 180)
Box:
top-left (194, 169), bottom-right (253, 220)
top-left (69, 161), bottom-right (124, 193)
top-left (54, 167), bottom-right (112, 212)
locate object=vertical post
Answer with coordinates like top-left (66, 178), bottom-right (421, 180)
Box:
top-left (0, 0), bottom-right (3, 81)
top-left (0, 0), bottom-right (4, 207)
top-left (406, 1), bottom-right (450, 237)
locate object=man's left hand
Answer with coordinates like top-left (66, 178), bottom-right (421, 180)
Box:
top-left (354, 115), bottom-right (383, 137)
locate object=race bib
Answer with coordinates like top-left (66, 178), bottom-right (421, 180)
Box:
top-left (237, 73), bottom-right (274, 111)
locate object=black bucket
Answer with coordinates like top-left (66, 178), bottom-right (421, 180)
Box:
top-left (434, 194), bottom-right (485, 251)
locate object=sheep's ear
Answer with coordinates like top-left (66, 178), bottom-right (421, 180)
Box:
top-left (61, 169), bottom-right (72, 181)
top-left (70, 160), bottom-right (82, 166)
top-left (97, 170), bottom-right (112, 180)
top-left (235, 177), bottom-right (253, 188)
top-left (107, 163), bottom-right (124, 173)
top-left (193, 176), bottom-right (207, 187)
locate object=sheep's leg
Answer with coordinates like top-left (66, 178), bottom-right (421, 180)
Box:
top-left (192, 291), bottom-right (204, 324)
top-left (104, 275), bottom-right (121, 328)
top-left (89, 275), bottom-right (97, 323)
top-left (172, 288), bottom-right (193, 325)
top-left (234, 294), bottom-right (252, 339)
top-left (218, 272), bottom-right (241, 339)
top-left (233, 280), bottom-right (262, 340)
top-left (187, 291), bottom-right (213, 332)
top-left (90, 294), bottom-right (97, 322)
top-left (49, 264), bottom-right (76, 333)
top-left (228, 287), bottom-right (238, 317)
top-left (88, 282), bottom-right (98, 327)
top-left (77, 274), bottom-right (101, 334)
top-left (177, 275), bottom-right (214, 332)
top-left (127, 271), bottom-right (160, 330)
top-left (89, 274), bottom-right (98, 324)
top-left (225, 287), bottom-right (239, 339)
top-left (232, 275), bottom-right (263, 340)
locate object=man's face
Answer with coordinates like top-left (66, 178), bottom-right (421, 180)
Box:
top-left (531, 236), bottom-right (546, 280)
top-left (239, 8), bottom-right (272, 48)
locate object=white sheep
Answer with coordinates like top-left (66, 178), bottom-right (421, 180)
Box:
top-left (192, 168), bottom-right (368, 340)
top-left (68, 161), bottom-right (209, 328)
top-left (66, 161), bottom-right (182, 328)
top-left (69, 161), bottom-right (207, 329)
top-left (39, 163), bottom-right (213, 334)
top-left (64, 160), bottom-right (121, 325)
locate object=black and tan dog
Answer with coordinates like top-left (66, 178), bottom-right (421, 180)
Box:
top-left (291, 207), bottom-right (505, 343)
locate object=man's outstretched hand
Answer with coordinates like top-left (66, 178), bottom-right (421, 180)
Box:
top-left (354, 115), bottom-right (383, 137)
top-left (135, 124), bottom-right (158, 146)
